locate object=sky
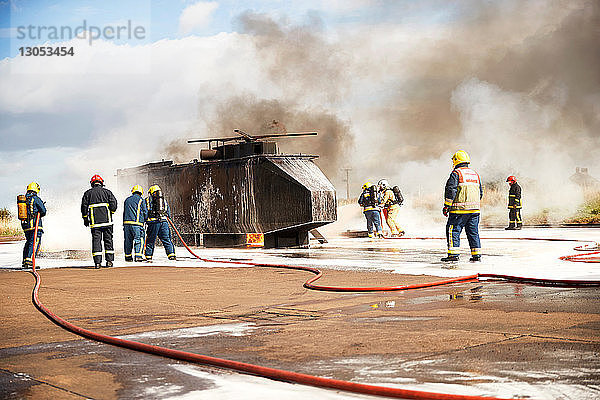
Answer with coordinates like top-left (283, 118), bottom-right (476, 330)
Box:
top-left (1, 0), bottom-right (599, 223)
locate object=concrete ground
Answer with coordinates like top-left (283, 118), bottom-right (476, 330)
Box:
top-left (1, 230), bottom-right (599, 399)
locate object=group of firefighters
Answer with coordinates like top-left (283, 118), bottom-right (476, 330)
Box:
top-left (19, 150), bottom-right (522, 268)
top-left (359, 150), bottom-right (522, 262)
top-left (19, 175), bottom-right (176, 269)
top-left (358, 179), bottom-right (405, 238)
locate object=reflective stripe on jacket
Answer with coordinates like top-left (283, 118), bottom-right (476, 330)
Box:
top-left (21, 193), bottom-right (47, 232)
top-left (444, 165), bottom-right (483, 214)
top-left (123, 194), bottom-right (148, 226)
top-left (358, 187), bottom-right (378, 212)
top-left (81, 185), bottom-right (118, 228)
top-left (508, 182), bottom-right (522, 209)
top-left (146, 197), bottom-right (171, 223)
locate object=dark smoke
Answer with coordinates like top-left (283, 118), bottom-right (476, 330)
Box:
top-left (368, 0), bottom-right (600, 171)
top-left (235, 11), bottom-right (351, 104)
top-left (207, 95), bottom-right (352, 180)
top-left (165, 12), bottom-right (355, 182)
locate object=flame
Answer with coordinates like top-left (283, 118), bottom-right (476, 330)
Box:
top-left (246, 233), bottom-right (264, 247)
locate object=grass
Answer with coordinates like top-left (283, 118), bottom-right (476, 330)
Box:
top-left (0, 208), bottom-right (24, 238)
top-left (565, 192), bottom-right (600, 224)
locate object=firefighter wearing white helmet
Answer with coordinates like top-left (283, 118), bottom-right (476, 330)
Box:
top-left (358, 181), bottom-right (383, 238)
top-left (441, 150), bottom-right (483, 262)
top-left (145, 184), bottom-right (176, 260)
top-left (19, 182), bottom-right (47, 268)
top-left (123, 185), bottom-right (148, 262)
top-left (377, 179), bottom-right (405, 237)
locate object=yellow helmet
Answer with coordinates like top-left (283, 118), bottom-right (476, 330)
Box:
top-left (131, 185), bottom-right (143, 195)
top-left (362, 181), bottom-right (372, 190)
top-left (26, 182), bottom-right (40, 193)
top-left (148, 184), bottom-right (161, 195)
top-left (451, 150), bottom-right (470, 167)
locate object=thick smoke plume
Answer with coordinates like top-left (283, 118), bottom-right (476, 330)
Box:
top-left (166, 95), bottom-right (352, 181)
top-left (162, 1), bottom-right (599, 226)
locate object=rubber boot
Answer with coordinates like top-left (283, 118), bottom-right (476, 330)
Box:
top-left (104, 261), bottom-right (113, 268)
top-left (94, 263), bottom-right (102, 269)
top-left (441, 255), bottom-right (459, 262)
top-left (470, 255), bottom-right (481, 262)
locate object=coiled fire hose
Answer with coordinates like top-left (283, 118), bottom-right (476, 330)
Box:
top-left (27, 214), bottom-right (600, 399)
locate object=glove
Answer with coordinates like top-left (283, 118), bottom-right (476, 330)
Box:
top-left (83, 217), bottom-right (89, 227)
top-left (442, 206), bottom-right (449, 217)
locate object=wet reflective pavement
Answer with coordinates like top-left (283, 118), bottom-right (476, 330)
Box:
top-left (1, 229), bottom-right (600, 399)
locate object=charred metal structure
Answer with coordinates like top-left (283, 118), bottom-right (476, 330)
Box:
top-left (116, 130), bottom-right (337, 248)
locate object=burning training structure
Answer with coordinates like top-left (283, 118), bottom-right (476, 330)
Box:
top-left (116, 130), bottom-right (337, 248)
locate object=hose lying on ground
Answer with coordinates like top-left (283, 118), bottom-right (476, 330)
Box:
top-left (26, 215), bottom-right (600, 400)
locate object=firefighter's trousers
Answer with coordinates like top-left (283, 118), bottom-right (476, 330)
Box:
top-left (124, 225), bottom-right (145, 261)
top-left (384, 204), bottom-right (403, 235)
top-left (446, 213), bottom-right (481, 256)
top-left (23, 230), bottom-right (43, 264)
top-left (145, 221), bottom-right (175, 259)
top-left (91, 226), bottom-right (114, 264)
top-left (363, 209), bottom-right (382, 235)
top-left (508, 208), bottom-right (522, 228)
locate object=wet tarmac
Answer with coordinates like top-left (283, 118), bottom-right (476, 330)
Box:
top-left (1, 227), bottom-right (599, 399)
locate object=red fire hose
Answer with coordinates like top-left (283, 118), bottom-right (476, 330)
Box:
top-left (27, 215), bottom-right (600, 399)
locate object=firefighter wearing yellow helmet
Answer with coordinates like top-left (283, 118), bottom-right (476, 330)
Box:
top-left (123, 185), bottom-right (148, 262)
top-left (357, 181), bottom-right (383, 238)
top-left (19, 182), bottom-right (47, 268)
top-left (442, 150), bottom-right (483, 262)
top-left (145, 184), bottom-right (176, 260)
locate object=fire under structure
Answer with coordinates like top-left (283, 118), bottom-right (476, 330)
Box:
top-left (116, 130), bottom-right (337, 248)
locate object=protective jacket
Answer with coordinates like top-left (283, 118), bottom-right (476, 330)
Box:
top-left (123, 193), bottom-right (148, 226)
top-left (380, 189), bottom-right (398, 208)
top-left (21, 192), bottom-right (46, 232)
top-left (81, 185), bottom-right (118, 228)
top-left (146, 196), bottom-right (171, 224)
top-left (358, 186), bottom-right (378, 212)
top-left (508, 182), bottom-right (522, 209)
top-left (444, 163), bottom-right (483, 214)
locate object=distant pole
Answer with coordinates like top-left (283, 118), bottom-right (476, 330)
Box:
top-left (341, 168), bottom-right (352, 199)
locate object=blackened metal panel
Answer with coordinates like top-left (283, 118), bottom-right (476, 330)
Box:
top-left (267, 157), bottom-right (337, 226)
top-left (116, 155), bottom-right (337, 238)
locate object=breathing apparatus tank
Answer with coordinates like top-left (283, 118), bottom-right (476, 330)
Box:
top-left (151, 189), bottom-right (166, 218)
top-left (17, 195), bottom-right (28, 221)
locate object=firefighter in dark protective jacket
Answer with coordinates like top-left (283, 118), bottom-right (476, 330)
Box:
top-left (20, 182), bottom-right (47, 269)
top-left (441, 150), bottom-right (483, 262)
top-left (123, 185), bottom-right (148, 262)
top-left (505, 176), bottom-right (522, 230)
top-left (145, 185), bottom-right (176, 261)
top-left (81, 174), bottom-right (118, 268)
top-left (358, 182), bottom-right (383, 238)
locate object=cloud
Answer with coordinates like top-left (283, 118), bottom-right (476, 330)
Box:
top-left (179, 1), bottom-right (219, 35)
top-left (1, 0), bottom-right (598, 224)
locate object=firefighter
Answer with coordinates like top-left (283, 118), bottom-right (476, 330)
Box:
top-left (377, 179), bottom-right (405, 237)
top-left (20, 182), bottom-right (46, 269)
top-left (145, 185), bottom-right (176, 261)
top-left (123, 185), bottom-right (148, 262)
top-left (505, 176), bottom-right (522, 230)
top-left (81, 174), bottom-right (118, 269)
top-left (358, 182), bottom-right (383, 238)
top-left (441, 150), bottom-right (483, 262)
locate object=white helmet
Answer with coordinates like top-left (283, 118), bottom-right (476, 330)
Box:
top-left (377, 179), bottom-right (389, 190)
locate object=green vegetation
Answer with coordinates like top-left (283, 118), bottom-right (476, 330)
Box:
top-left (0, 208), bottom-right (23, 237)
top-left (566, 193), bottom-right (600, 224)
